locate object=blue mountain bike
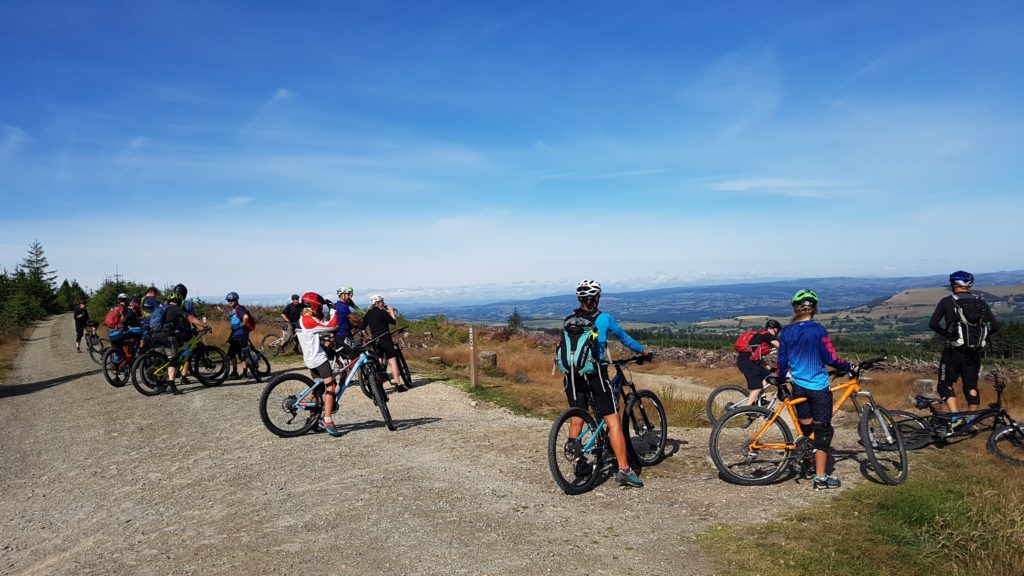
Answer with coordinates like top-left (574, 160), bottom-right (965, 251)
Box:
top-left (258, 333), bottom-right (396, 437)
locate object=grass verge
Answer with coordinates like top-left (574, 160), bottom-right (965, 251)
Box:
top-left (0, 328), bottom-right (31, 381)
top-left (700, 441), bottom-right (1024, 576)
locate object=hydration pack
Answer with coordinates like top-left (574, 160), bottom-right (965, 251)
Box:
top-left (734, 329), bottom-right (772, 361)
top-left (950, 293), bottom-right (990, 350)
top-left (103, 306), bottom-right (124, 330)
top-left (149, 303), bottom-right (168, 332)
top-left (554, 310), bottom-right (600, 377)
top-left (235, 306), bottom-right (256, 332)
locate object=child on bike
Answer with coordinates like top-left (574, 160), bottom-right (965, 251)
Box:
top-left (562, 279), bottom-right (652, 488)
top-left (776, 289), bottom-right (851, 490)
top-left (735, 319), bottom-right (781, 408)
top-left (296, 292), bottom-right (343, 437)
top-left (225, 292), bottom-right (260, 383)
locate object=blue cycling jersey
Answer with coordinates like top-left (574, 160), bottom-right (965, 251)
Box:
top-left (777, 320), bottom-right (850, 391)
top-left (593, 312), bottom-right (644, 360)
top-left (334, 301), bottom-right (352, 337)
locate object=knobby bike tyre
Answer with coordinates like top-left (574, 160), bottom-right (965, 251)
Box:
top-left (131, 350), bottom-right (169, 396)
top-left (87, 336), bottom-right (106, 365)
top-left (858, 406), bottom-right (909, 485)
top-left (624, 390), bottom-right (667, 466)
top-left (888, 410), bottom-right (933, 450)
top-left (258, 374), bottom-right (321, 437)
top-left (548, 408), bottom-right (606, 495)
top-left (987, 425), bottom-right (1024, 467)
top-left (709, 406), bottom-right (794, 486)
top-left (366, 368), bottom-right (396, 431)
top-left (395, 346), bottom-right (413, 387)
top-left (356, 365), bottom-right (374, 399)
top-left (194, 345), bottom-right (229, 387)
top-left (101, 348), bottom-right (130, 388)
top-left (261, 333), bottom-right (283, 357)
top-left (705, 385), bottom-right (749, 425)
top-left (250, 348), bottom-right (272, 377)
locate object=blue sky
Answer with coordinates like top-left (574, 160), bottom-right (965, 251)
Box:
top-left (1, 1), bottom-right (1022, 304)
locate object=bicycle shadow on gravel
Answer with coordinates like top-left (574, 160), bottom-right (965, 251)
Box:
top-left (0, 368), bottom-right (102, 398)
top-left (327, 416), bottom-right (442, 436)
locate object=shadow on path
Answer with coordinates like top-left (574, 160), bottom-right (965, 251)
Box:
top-left (0, 369), bottom-right (102, 398)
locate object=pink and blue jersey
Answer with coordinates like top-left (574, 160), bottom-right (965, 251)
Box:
top-left (777, 321), bottom-right (850, 391)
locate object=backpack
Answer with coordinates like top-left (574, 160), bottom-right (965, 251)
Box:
top-left (235, 306), bottom-right (256, 332)
top-left (554, 310), bottom-right (601, 377)
top-left (104, 306), bottom-right (124, 330)
top-left (735, 329), bottom-right (772, 360)
top-left (950, 294), bottom-right (990, 350)
top-left (149, 303), bottom-right (168, 332)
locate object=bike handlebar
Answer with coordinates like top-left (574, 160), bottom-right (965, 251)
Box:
top-left (612, 352), bottom-right (654, 368)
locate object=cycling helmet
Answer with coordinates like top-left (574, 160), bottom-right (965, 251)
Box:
top-left (301, 292), bottom-right (324, 309)
top-left (765, 319), bottom-right (782, 330)
top-left (290, 294), bottom-right (300, 300)
top-left (337, 287), bottom-right (354, 297)
top-left (174, 283), bottom-right (188, 298)
top-left (368, 294), bottom-right (384, 306)
top-left (575, 279), bottom-right (602, 298)
top-left (166, 291), bottom-right (182, 304)
top-left (792, 289), bottom-right (819, 306)
top-left (116, 292), bottom-right (129, 303)
top-left (225, 291), bottom-right (239, 302)
top-left (949, 270), bottom-right (974, 288)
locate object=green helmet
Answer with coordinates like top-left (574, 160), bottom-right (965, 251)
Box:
top-left (792, 289), bottom-right (818, 306)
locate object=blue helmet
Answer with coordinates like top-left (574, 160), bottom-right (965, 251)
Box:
top-left (225, 291), bottom-right (239, 302)
top-left (949, 270), bottom-right (974, 288)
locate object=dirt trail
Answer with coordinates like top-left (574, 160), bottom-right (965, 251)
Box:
top-left (1, 315), bottom-right (868, 575)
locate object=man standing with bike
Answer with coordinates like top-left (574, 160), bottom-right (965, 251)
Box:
top-left (358, 294), bottom-right (408, 392)
top-left (280, 294), bottom-right (303, 354)
top-left (929, 270), bottom-right (1000, 429)
top-left (151, 291), bottom-right (207, 395)
top-left (559, 280), bottom-right (652, 488)
top-left (226, 292), bottom-right (260, 383)
top-left (73, 300), bottom-right (89, 352)
top-left (334, 287), bottom-right (361, 344)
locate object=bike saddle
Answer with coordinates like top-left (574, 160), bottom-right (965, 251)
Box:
top-left (914, 395), bottom-right (942, 410)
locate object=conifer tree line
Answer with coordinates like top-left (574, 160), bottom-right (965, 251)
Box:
top-left (0, 240), bottom-right (86, 331)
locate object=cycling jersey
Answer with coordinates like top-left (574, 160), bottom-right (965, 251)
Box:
top-left (297, 311), bottom-right (338, 369)
top-left (592, 312), bottom-right (644, 361)
top-left (229, 305), bottom-right (250, 338)
top-left (777, 321), bottom-right (850, 391)
top-left (334, 300), bottom-right (354, 337)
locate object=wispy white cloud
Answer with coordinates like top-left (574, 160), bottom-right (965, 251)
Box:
top-left (225, 196), bottom-right (252, 207)
top-left (709, 177), bottom-right (840, 198)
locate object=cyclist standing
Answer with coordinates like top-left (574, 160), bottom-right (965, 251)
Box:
top-left (358, 294), bottom-right (407, 392)
top-left (776, 289), bottom-right (851, 490)
top-left (225, 292), bottom-right (260, 382)
top-left (928, 270), bottom-right (1000, 426)
top-left (173, 283), bottom-right (201, 385)
top-left (736, 319), bottom-right (781, 408)
top-left (139, 287), bottom-right (160, 341)
top-left (151, 291), bottom-right (207, 395)
top-left (279, 294), bottom-right (303, 354)
top-left (333, 287), bottom-right (361, 344)
top-left (73, 301), bottom-right (89, 352)
top-left (562, 279), bottom-right (651, 488)
top-left (296, 292), bottom-right (342, 437)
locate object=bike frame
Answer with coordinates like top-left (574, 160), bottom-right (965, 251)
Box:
top-left (289, 353), bottom-right (370, 411)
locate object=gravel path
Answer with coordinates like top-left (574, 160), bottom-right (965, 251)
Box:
top-left (1, 315), bottom-right (872, 575)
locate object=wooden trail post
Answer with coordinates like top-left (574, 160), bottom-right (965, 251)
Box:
top-left (469, 325), bottom-right (478, 388)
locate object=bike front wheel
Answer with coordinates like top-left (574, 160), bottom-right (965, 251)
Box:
top-left (101, 348), bottom-right (129, 387)
top-left (548, 408), bottom-right (605, 495)
top-left (194, 345), bottom-right (229, 387)
top-left (365, 367), bottom-right (395, 431)
top-left (709, 406), bottom-right (793, 486)
top-left (859, 406), bottom-right (909, 485)
top-left (261, 334), bottom-right (283, 357)
top-left (705, 385), bottom-right (749, 425)
top-left (395, 346), bottom-right (413, 387)
top-left (131, 350), bottom-right (169, 396)
top-left (87, 336), bottom-right (106, 365)
top-left (624, 390), bottom-right (667, 466)
top-left (988, 424), bottom-right (1024, 467)
top-left (888, 410), bottom-right (933, 450)
top-left (258, 374), bottom-right (321, 437)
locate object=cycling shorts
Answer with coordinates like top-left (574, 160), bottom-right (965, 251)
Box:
top-left (151, 333), bottom-right (180, 366)
top-left (737, 356), bottom-right (769, 390)
top-left (374, 336), bottom-right (397, 360)
top-left (564, 369), bottom-right (616, 417)
top-left (226, 334), bottom-right (249, 359)
top-left (938, 347), bottom-right (982, 405)
top-left (792, 384), bottom-right (833, 426)
top-left (310, 361), bottom-right (333, 382)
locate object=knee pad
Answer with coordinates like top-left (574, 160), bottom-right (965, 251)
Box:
top-left (812, 423), bottom-right (834, 452)
top-left (937, 381), bottom-right (954, 400)
top-left (965, 385), bottom-right (980, 405)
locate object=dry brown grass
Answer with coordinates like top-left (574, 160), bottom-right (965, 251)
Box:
top-left (0, 330), bottom-right (29, 380)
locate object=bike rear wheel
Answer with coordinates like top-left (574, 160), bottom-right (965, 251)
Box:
top-left (395, 345), bottom-right (413, 387)
top-left (101, 348), bottom-right (130, 387)
top-left (260, 333), bottom-right (283, 357)
top-left (987, 424), bottom-right (1024, 467)
top-left (624, 390), bottom-right (667, 466)
top-left (709, 406), bottom-right (793, 486)
top-left (87, 335), bottom-right (106, 365)
top-left (365, 367), bottom-right (396, 431)
top-left (193, 345), bottom-right (229, 386)
top-left (548, 408), bottom-right (605, 495)
top-left (131, 350), bottom-right (169, 396)
top-left (705, 385), bottom-right (749, 425)
top-left (888, 410), bottom-right (933, 450)
top-left (859, 406), bottom-right (909, 485)
top-left (258, 374), bottom-right (321, 437)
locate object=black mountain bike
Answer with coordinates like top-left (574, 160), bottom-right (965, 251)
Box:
top-left (547, 354), bottom-right (667, 495)
top-left (891, 372), bottom-right (1024, 467)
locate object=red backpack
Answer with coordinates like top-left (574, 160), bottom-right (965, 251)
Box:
top-left (734, 329), bottom-right (772, 360)
top-left (235, 306), bottom-right (257, 332)
top-left (104, 305), bottom-right (124, 330)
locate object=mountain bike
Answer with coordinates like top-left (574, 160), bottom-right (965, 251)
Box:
top-left (239, 337), bottom-right (272, 380)
top-left (258, 331), bottom-right (399, 437)
top-left (890, 372), bottom-right (1024, 467)
top-left (367, 329), bottom-right (413, 388)
top-left (260, 323), bottom-right (300, 357)
top-left (547, 353), bottom-right (667, 495)
top-left (101, 333), bottom-right (143, 387)
top-left (705, 358), bottom-right (779, 424)
top-left (130, 327), bottom-right (229, 396)
top-left (84, 320), bottom-right (106, 365)
top-left (709, 353), bottom-right (908, 486)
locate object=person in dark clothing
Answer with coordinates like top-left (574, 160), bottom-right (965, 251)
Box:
top-left (73, 301), bottom-right (89, 352)
top-left (151, 291), bottom-right (206, 395)
top-left (928, 270), bottom-right (1000, 421)
top-left (358, 294), bottom-right (407, 392)
top-left (107, 293), bottom-right (142, 350)
top-left (736, 319), bottom-right (782, 407)
top-left (280, 294), bottom-right (303, 353)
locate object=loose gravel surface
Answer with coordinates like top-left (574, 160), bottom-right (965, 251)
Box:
top-left (1, 316), bottom-right (874, 576)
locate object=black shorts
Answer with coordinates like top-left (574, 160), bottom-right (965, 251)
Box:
top-left (374, 336), bottom-right (397, 360)
top-left (226, 334), bottom-right (249, 359)
top-left (310, 361), bottom-right (333, 381)
top-left (151, 333), bottom-right (180, 366)
top-left (563, 370), bottom-right (616, 417)
top-left (737, 356), bottom-right (769, 390)
top-left (793, 384), bottom-right (834, 425)
top-left (938, 347), bottom-right (982, 404)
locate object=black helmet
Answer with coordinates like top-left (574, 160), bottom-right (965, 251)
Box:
top-left (765, 319), bottom-right (782, 330)
top-left (174, 283), bottom-right (188, 298)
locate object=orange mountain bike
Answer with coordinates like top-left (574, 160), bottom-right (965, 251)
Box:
top-left (709, 354), bottom-right (908, 486)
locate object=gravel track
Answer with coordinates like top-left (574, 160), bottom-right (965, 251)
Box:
top-left (1, 315), bottom-right (872, 575)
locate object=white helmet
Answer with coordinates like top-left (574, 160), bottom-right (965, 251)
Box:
top-left (368, 294), bottom-right (384, 306)
top-left (575, 279), bottom-right (602, 298)
top-left (337, 287), bottom-right (353, 297)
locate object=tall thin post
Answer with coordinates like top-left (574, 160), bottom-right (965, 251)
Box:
top-left (468, 324), bottom-right (478, 388)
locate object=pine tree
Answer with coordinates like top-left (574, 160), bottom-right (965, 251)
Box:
top-left (506, 307), bottom-right (524, 332)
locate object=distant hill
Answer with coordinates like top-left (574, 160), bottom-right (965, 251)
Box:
top-left (403, 270), bottom-right (1024, 324)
